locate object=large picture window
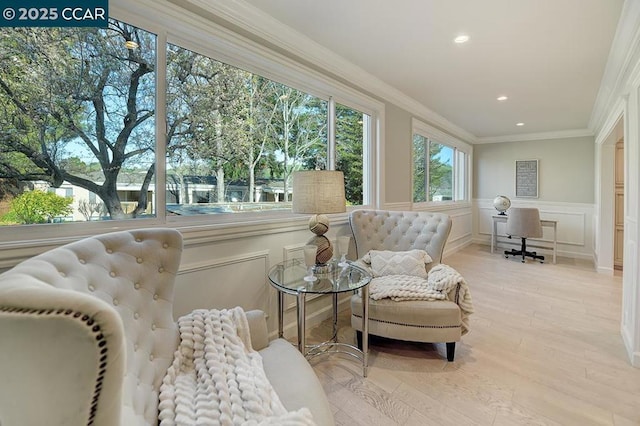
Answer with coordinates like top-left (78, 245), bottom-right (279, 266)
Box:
top-left (412, 120), bottom-right (470, 204)
top-left (0, 12), bottom-right (378, 230)
top-left (166, 43), bottom-right (328, 215)
top-left (0, 22), bottom-right (157, 224)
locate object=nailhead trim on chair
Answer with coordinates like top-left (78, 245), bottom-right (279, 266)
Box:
top-left (0, 306), bottom-right (107, 426)
top-left (351, 313), bottom-right (461, 329)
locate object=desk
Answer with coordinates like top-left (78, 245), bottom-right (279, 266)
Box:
top-left (268, 259), bottom-right (371, 376)
top-left (491, 215), bottom-right (558, 264)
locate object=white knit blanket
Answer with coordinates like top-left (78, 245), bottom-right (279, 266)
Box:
top-left (368, 264), bottom-right (474, 334)
top-left (158, 307), bottom-right (316, 426)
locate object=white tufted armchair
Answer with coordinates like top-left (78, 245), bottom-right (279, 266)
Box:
top-left (0, 228), bottom-right (334, 426)
top-left (349, 210), bottom-right (462, 361)
top-left (0, 229), bottom-right (182, 426)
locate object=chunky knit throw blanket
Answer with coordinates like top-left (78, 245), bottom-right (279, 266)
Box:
top-left (368, 264), bottom-right (474, 334)
top-left (158, 307), bottom-right (316, 426)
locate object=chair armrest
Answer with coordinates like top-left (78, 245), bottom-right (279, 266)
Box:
top-left (0, 283), bottom-right (125, 426)
top-left (246, 309), bottom-right (270, 351)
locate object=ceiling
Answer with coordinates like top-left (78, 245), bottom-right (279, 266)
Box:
top-left (242, 0), bottom-right (624, 141)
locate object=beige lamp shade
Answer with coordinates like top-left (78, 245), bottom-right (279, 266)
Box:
top-left (292, 170), bottom-right (346, 214)
top-left (292, 170), bottom-right (346, 265)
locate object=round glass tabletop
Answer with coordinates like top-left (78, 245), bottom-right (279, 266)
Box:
top-left (268, 259), bottom-right (370, 295)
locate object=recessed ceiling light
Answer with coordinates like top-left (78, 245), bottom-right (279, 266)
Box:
top-left (516, 122), bottom-right (525, 126)
top-left (497, 96), bottom-right (508, 101)
top-left (454, 35), bottom-right (470, 44)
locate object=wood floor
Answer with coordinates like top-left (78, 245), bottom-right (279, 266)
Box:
top-left (305, 244), bottom-right (640, 426)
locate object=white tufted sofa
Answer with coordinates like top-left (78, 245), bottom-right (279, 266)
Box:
top-left (0, 228), bottom-right (333, 426)
top-left (349, 210), bottom-right (462, 361)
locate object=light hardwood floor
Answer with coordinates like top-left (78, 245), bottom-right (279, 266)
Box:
top-left (306, 244), bottom-right (640, 426)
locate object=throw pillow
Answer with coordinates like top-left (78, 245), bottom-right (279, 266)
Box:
top-left (365, 249), bottom-right (433, 278)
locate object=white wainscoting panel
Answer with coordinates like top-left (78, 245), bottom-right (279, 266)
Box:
top-left (473, 199), bottom-right (595, 260)
top-left (174, 250), bottom-right (270, 319)
top-left (446, 210), bottom-right (473, 256)
top-left (413, 203), bottom-right (473, 257)
top-left (281, 243), bottom-right (322, 310)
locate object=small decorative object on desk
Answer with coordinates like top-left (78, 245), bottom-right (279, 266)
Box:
top-left (337, 235), bottom-right (351, 267)
top-left (493, 195), bottom-right (511, 215)
top-left (302, 245), bottom-right (317, 282)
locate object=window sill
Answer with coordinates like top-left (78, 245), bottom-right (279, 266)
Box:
top-left (0, 210), bottom-right (352, 268)
top-left (411, 201), bottom-right (472, 212)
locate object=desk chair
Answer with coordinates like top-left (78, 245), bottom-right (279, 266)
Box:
top-left (504, 207), bottom-right (545, 263)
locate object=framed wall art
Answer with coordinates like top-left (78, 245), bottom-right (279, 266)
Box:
top-left (515, 159), bottom-right (538, 198)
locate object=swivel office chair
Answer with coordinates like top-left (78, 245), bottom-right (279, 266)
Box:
top-left (504, 207), bottom-right (545, 263)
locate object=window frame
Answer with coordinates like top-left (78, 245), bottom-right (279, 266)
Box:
top-left (411, 118), bottom-right (472, 207)
top-left (0, 0), bottom-right (383, 244)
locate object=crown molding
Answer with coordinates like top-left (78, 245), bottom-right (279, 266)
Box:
top-left (475, 128), bottom-right (594, 144)
top-left (589, 0), bottom-right (640, 135)
top-left (595, 96), bottom-right (626, 145)
top-left (168, 0), bottom-right (478, 144)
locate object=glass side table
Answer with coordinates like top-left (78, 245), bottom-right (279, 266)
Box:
top-left (268, 259), bottom-right (372, 377)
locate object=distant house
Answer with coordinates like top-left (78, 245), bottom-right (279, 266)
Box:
top-left (34, 172), bottom-right (293, 221)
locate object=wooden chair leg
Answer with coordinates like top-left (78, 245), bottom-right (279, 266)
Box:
top-left (446, 342), bottom-right (455, 362)
top-left (356, 330), bottom-right (363, 350)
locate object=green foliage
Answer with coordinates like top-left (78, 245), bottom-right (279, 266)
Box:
top-left (412, 136), bottom-right (453, 202)
top-left (429, 142), bottom-right (453, 200)
top-left (0, 22), bottom-right (156, 219)
top-left (412, 135), bottom-right (427, 202)
top-left (336, 104), bottom-right (364, 205)
top-left (1, 190), bottom-right (72, 224)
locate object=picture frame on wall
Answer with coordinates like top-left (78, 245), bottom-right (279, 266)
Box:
top-left (515, 159), bottom-right (538, 198)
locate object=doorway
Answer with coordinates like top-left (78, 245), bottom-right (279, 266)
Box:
top-left (596, 115), bottom-right (623, 274)
top-left (614, 138), bottom-right (624, 270)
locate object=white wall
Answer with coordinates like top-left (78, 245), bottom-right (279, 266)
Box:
top-left (383, 103), bottom-right (414, 204)
top-left (472, 136), bottom-right (596, 259)
top-left (173, 217), bottom-right (354, 338)
top-left (473, 136), bottom-right (595, 203)
top-left (592, 0), bottom-right (640, 367)
top-left (619, 84), bottom-right (640, 367)
top-left (474, 199), bottom-right (595, 260)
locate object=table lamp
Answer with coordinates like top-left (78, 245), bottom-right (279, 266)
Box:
top-left (292, 170), bottom-right (346, 265)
